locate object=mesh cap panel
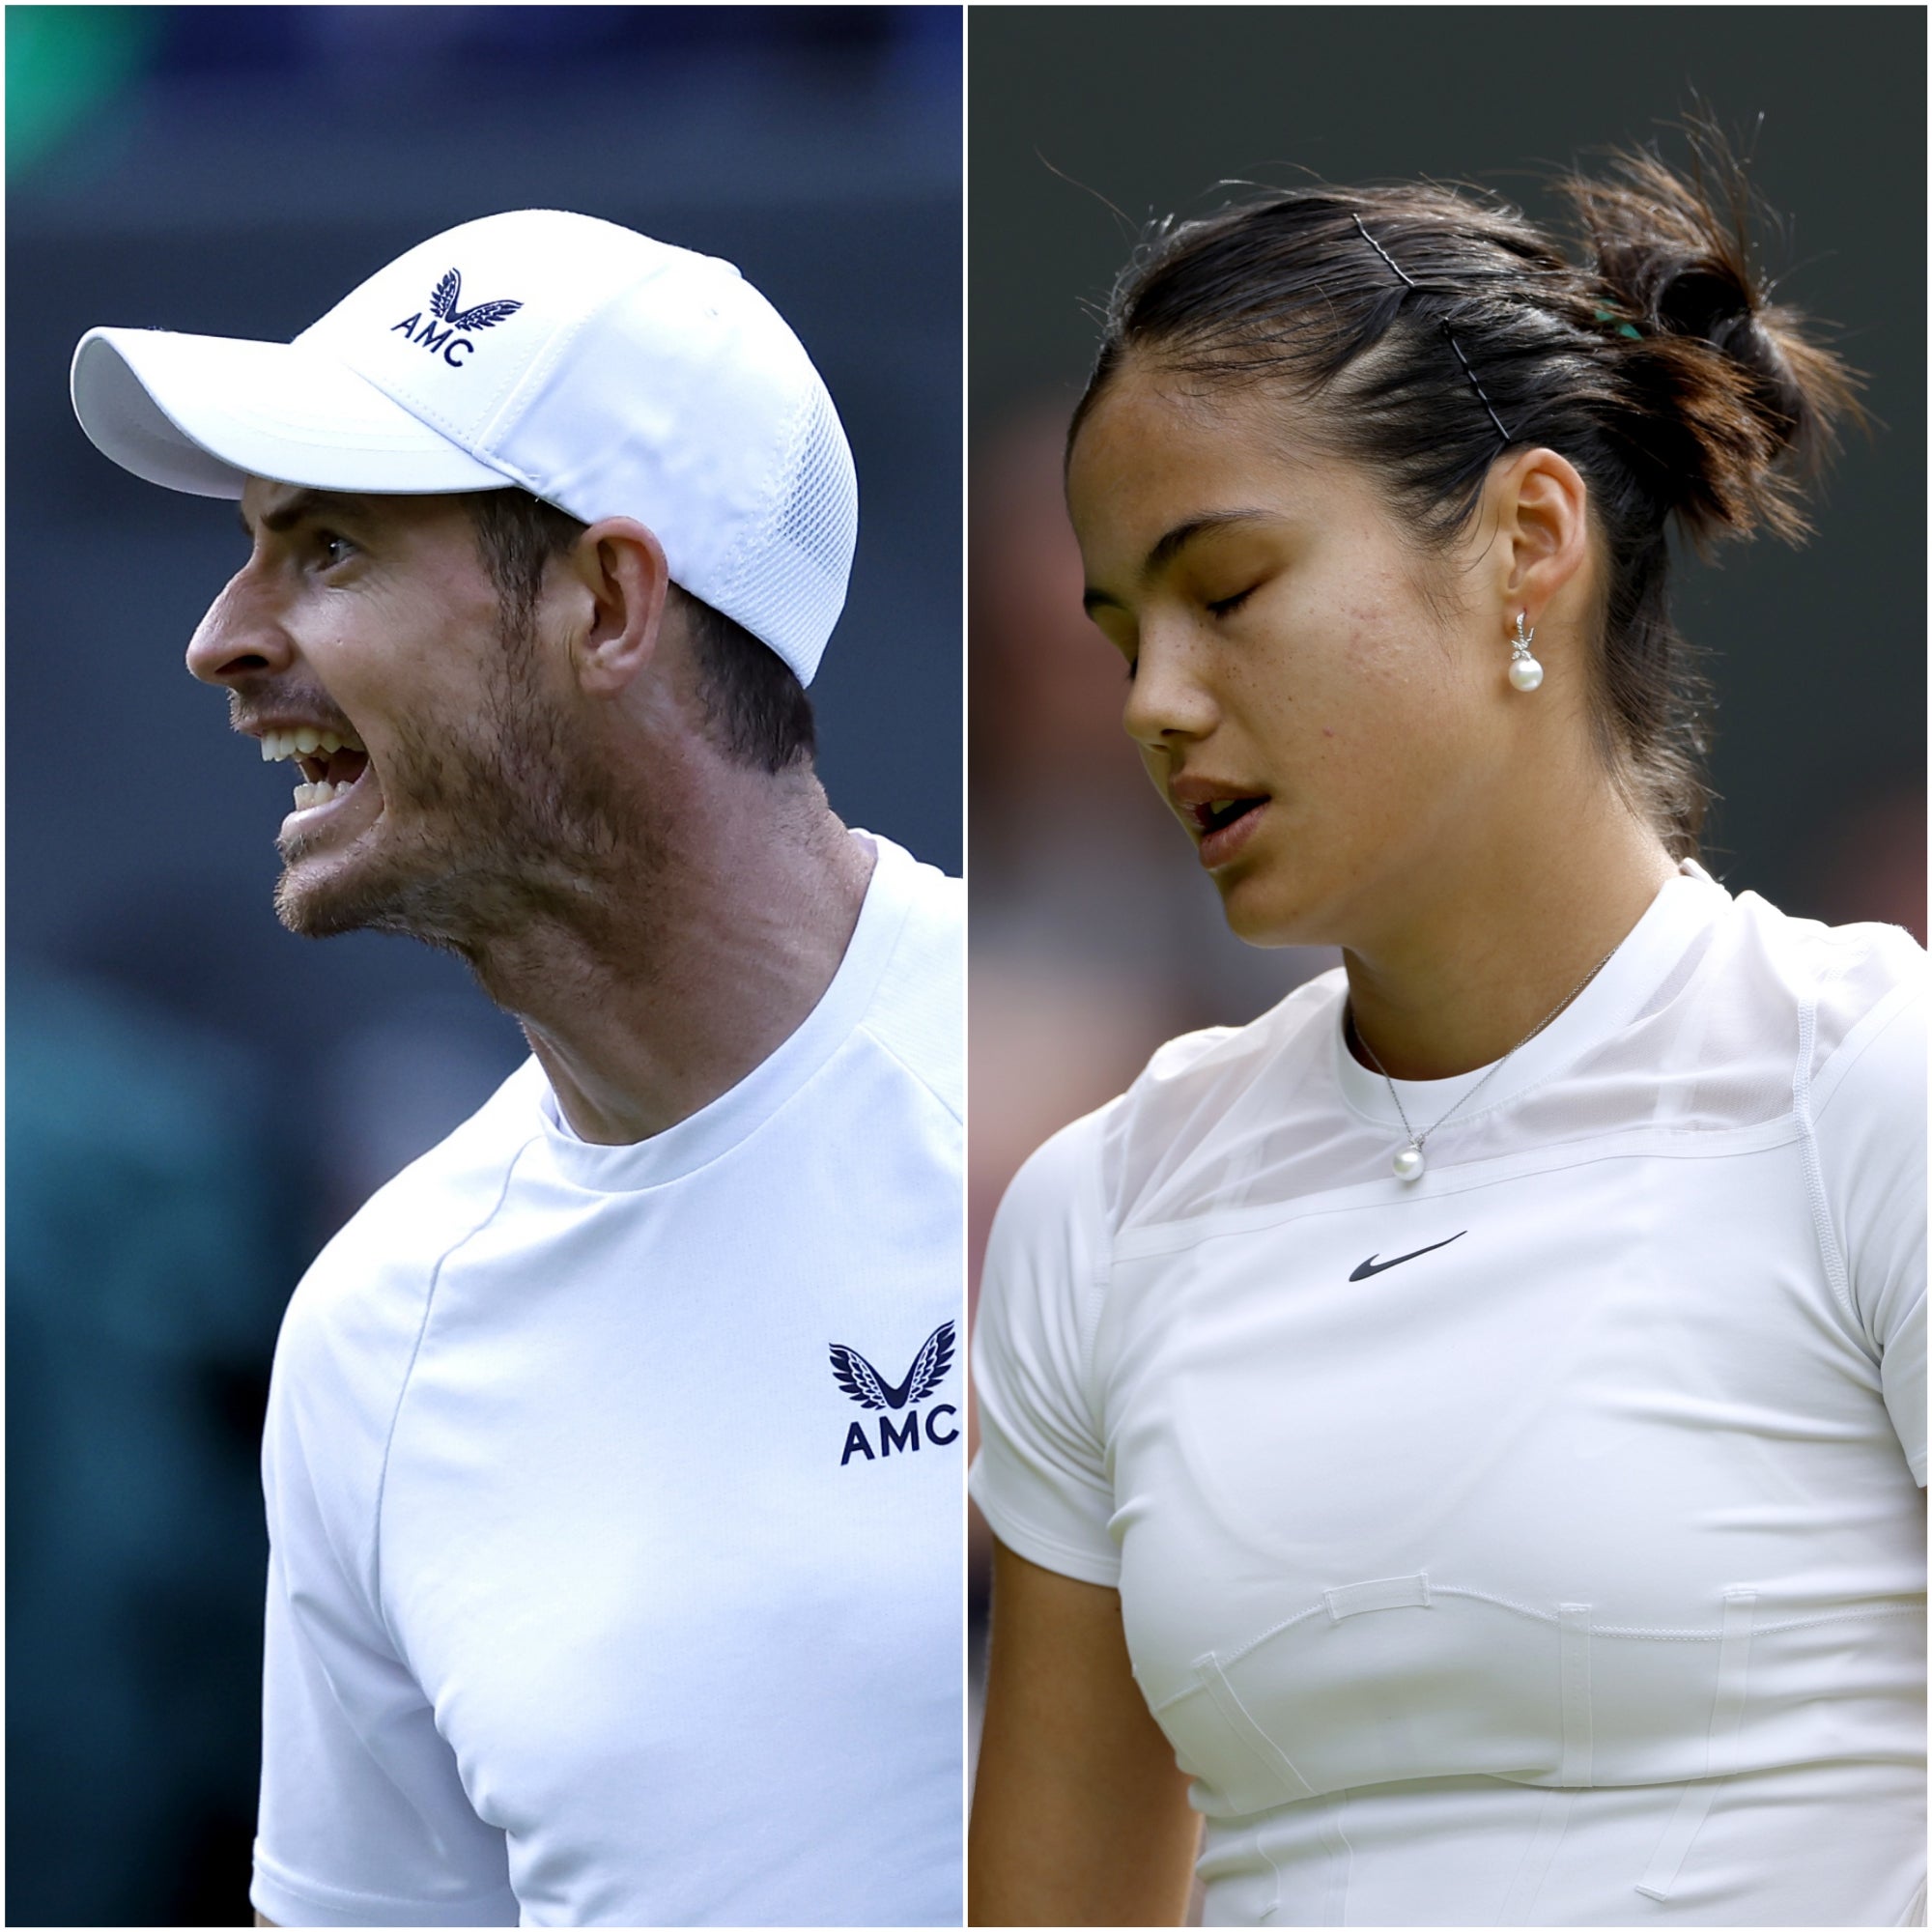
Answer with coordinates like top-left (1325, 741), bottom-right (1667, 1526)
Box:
top-left (709, 382), bottom-right (858, 685)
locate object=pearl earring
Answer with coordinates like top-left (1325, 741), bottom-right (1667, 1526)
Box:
top-left (1508, 612), bottom-right (1544, 692)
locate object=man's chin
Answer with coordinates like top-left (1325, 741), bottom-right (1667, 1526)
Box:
top-left (274, 845), bottom-right (547, 955)
top-left (272, 841), bottom-right (427, 941)
top-left (273, 863), bottom-right (384, 939)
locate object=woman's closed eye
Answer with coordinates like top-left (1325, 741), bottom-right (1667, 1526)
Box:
top-left (1206, 584), bottom-right (1257, 617)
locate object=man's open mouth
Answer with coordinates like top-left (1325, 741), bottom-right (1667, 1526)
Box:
top-left (260, 725), bottom-right (371, 811)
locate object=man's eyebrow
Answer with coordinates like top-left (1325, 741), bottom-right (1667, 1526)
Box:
top-left (1082, 509), bottom-right (1278, 615)
top-left (239, 490), bottom-right (377, 538)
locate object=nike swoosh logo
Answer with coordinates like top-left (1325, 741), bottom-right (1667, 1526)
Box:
top-left (1349, 1231), bottom-right (1466, 1281)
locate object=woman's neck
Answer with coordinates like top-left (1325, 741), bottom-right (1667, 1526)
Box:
top-left (1341, 800), bottom-right (1679, 1083)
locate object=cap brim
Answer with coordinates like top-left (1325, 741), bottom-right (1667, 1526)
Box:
top-left (71, 327), bottom-right (510, 498)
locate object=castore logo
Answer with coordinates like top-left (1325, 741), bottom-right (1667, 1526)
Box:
top-left (829, 1321), bottom-right (958, 1466)
top-left (390, 268), bottom-right (523, 368)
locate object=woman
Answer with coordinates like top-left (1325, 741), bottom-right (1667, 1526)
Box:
top-left (969, 129), bottom-right (1924, 1927)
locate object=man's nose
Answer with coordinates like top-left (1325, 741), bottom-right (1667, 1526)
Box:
top-left (185, 572), bottom-right (296, 687)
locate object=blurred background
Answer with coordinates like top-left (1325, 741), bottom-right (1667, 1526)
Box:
top-left (966, 5), bottom-right (1926, 1776)
top-left (7, 6), bottom-right (959, 1923)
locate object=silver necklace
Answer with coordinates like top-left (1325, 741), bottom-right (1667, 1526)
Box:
top-left (1350, 939), bottom-right (1623, 1181)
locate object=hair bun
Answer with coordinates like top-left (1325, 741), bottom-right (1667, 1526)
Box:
top-left (1658, 261), bottom-right (1808, 460)
top-left (1556, 114), bottom-right (1868, 550)
top-left (1655, 262), bottom-right (1754, 349)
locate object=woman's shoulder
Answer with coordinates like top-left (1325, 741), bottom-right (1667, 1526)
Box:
top-left (1134, 964), bottom-right (1350, 1096)
top-left (1715, 895), bottom-right (1926, 1416)
top-left (993, 968), bottom-right (1350, 1256)
top-left (1716, 889), bottom-right (1925, 1081)
top-left (1104, 968), bottom-right (1350, 1231)
top-left (1725, 885), bottom-right (1924, 977)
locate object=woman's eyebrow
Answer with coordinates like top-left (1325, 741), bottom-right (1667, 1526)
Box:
top-left (1083, 509), bottom-right (1278, 614)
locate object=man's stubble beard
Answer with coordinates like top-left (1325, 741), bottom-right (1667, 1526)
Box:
top-left (273, 610), bottom-right (656, 966)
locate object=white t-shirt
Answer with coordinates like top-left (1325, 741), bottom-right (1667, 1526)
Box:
top-left (253, 833), bottom-right (963, 1929)
top-left (972, 867), bottom-right (1926, 1927)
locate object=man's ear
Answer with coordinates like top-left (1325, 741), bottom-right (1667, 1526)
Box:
top-left (566, 517), bottom-right (670, 696)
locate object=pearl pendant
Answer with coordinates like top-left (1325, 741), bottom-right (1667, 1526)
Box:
top-left (1393, 1142), bottom-right (1426, 1181)
top-left (1508, 654), bottom-right (1544, 693)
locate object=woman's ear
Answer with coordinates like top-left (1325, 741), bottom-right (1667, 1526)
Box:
top-left (1492, 444), bottom-right (1591, 625)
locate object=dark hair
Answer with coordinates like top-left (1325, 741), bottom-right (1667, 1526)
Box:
top-left (462, 489), bottom-right (816, 776)
top-left (1069, 118), bottom-right (1870, 855)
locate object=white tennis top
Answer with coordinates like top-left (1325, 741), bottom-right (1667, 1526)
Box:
top-left (972, 867), bottom-right (1926, 1926)
top-left (253, 833), bottom-right (963, 1929)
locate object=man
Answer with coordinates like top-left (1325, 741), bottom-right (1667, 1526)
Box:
top-left (71, 209), bottom-right (963, 1928)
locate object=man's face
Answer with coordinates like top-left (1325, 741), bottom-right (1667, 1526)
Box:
top-left (190, 481), bottom-right (622, 950)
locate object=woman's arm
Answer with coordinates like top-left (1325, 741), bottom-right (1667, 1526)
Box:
top-left (970, 1539), bottom-right (1200, 1926)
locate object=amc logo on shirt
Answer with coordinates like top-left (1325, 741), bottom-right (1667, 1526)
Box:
top-left (828, 1321), bottom-right (960, 1466)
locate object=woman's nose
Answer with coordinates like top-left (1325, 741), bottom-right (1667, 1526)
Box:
top-left (1122, 630), bottom-right (1217, 750)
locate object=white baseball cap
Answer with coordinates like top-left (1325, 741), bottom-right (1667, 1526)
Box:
top-left (70, 209), bottom-right (858, 685)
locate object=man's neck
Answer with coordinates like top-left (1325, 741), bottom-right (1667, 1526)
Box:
top-left (475, 783), bottom-right (876, 1145)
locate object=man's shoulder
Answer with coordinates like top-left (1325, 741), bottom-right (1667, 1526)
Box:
top-left (855, 838), bottom-right (961, 1123)
top-left (280, 1057), bottom-right (548, 1377)
top-left (868, 834), bottom-right (961, 948)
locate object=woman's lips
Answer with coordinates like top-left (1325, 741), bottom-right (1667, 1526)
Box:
top-left (1196, 796), bottom-right (1267, 868)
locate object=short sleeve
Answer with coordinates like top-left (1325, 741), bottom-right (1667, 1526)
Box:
top-left (969, 1106), bottom-right (1122, 1585)
top-left (1812, 976), bottom-right (1928, 1486)
top-left (252, 1326), bottom-right (521, 1926)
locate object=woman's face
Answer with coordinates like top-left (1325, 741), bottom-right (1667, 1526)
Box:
top-left (1067, 357), bottom-right (1526, 952)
